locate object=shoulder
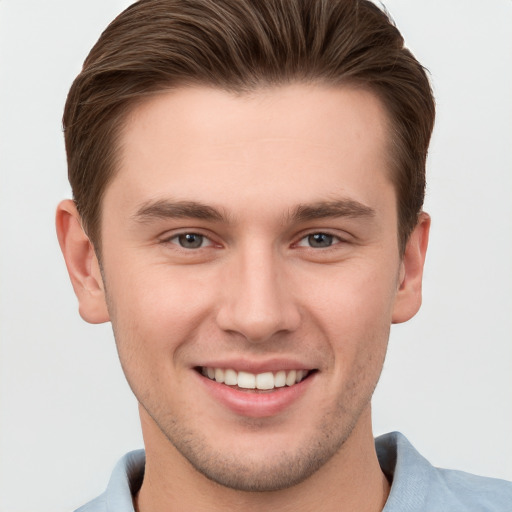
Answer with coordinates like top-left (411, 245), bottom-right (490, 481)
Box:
top-left (74, 494), bottom-right (108, 512)
top-left (377, 432), bottom-right (512, 512)
top-left (429, 466), bottom-right (512, 511)
top-left (74, 450), bottom-right (145, 512)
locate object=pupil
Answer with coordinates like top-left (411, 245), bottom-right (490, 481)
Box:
top-left (309, 233), bottom-right (333, 248)
top-left (179, 233), bottom-right (203, 248)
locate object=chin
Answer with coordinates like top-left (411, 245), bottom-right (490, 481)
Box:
top-left (153, 402), bottom-right (363, 492)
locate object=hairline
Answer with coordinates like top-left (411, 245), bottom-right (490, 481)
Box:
top-left (86, 78), bottom-right (408, 261)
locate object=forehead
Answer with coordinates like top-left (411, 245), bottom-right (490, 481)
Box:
top-left (109, 84), bottom-right (394, 220)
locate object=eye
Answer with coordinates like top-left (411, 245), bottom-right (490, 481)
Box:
top-left (169, 233), bottom-right (212, 249)
top-left (296, 232), bottom-right (338, 248)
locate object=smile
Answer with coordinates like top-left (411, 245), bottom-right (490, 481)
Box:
top-left (200, 367), bottom-right (311, 390)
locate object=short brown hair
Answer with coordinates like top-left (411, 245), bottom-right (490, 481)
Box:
top-left (63, 0), bottom-right (435, 254)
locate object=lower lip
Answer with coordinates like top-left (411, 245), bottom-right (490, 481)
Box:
top-left (196, 371), bottom-right (315, 418)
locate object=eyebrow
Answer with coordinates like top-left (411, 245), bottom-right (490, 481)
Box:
top-left (133, 199), bottom-right (225, 223)
top-left (132, 198), bottom-right (375, 224)
top-left (289, 200), bottom-right (376, 223)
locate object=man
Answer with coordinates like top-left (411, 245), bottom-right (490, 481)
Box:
top-left (55, 0), bottom-right (512, 510)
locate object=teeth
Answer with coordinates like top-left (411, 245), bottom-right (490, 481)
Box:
top-left (237, 371), bottom-right (256, 389)
top-left (224, 368), bottom-right (238, 385)
top-left (256, 372), bottom-right (274, 390)
top-left (274, 370), bottom-right (286, 388)
top-left (214, 368), bottom-right (224, 383)
top-left (285, 370), bottom-right (297, 386)
top-left (201, 367), bottom-right (309, 390)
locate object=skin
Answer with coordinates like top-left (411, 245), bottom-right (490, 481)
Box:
top-left (56, 84), bottom-right (430, 511)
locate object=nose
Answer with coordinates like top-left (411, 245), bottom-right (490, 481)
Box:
top-left (215, 245), bottom-right (301, 343)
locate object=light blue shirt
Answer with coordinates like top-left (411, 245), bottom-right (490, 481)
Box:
top-left (75, 432), bottom-right (512, 511)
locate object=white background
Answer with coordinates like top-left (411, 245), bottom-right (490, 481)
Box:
top-left (1, 1), bottom-right (511, 511)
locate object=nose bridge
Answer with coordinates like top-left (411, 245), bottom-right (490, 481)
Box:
top-left (216, 240), bottom-right (300, 342)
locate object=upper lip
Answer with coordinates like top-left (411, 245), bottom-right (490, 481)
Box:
top-left (194, 358), bottom-right (315, 374)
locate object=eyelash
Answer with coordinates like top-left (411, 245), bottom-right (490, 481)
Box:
top-left (161, 231), bottom-right (344, 250)
top-left (164, 232), bottom-right (214, 250)
top-left (295, 232), bottom-right (343, 249)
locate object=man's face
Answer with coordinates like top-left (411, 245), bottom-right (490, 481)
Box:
top-left (96, 84), bottom-right (414, 490)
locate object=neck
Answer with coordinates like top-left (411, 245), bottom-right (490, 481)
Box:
top-left (134, 406), bottom-right (390, 512)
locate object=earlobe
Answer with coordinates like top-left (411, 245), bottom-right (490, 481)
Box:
top-left (56, 200), bottom-right (110, 324)
top-left (392, 212), bottom-right (430, 324)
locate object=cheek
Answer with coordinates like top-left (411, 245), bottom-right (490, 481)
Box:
top-left (103, 265), bottom-right (211, 381)
top-left (304, 259), bottom-right (398, 371)
top-left (304, 257), bottom-right (399, 328)
top-left (322, 272), bottom-right (393, 414)
top-left (106, 258), bottom-right (213, 330)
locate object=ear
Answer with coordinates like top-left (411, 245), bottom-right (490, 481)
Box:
top-left (392, 212), bottom-right (430, 324)
top-left (56, 200), bottom-right (110, 324)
